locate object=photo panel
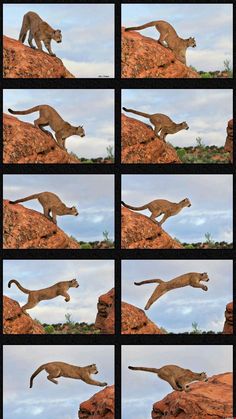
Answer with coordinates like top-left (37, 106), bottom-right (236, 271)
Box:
top-left (121, 260), bottom-right (233, 335)
top-left (121, 89), bottom-right (233, 164)
top-left (3, 3), bottom-right (114, 78)
top-left (3, 174), bottom-right (114, 249)
top-left (3, 345), bottom-right (115, 418)
top-left (121, 3), bottom-right (233, 79)
top-left (3, 259), bottom-right (115, 335)
top-left (3, 89), bottom-right (115, 164)
top-left (122, 345), bottom-right (233, 419)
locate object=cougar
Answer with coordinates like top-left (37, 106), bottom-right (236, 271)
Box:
top-left (121, 198), bottom-right (191, 225)
top-left (8, 278), bottom-right (79, 313)
top-left (19, 11), bottom-right (62, 56)
top-left (125, 20), bottom-right (196, 64)
top-left (30, 362), bottom-right (108, 387)
top-left (122, 107), bottom-right (189, 140)
top-left (134, 272), bottom-right (209, 310)
top-left (9, 191), bottom-right (79, 224)
top-left (128, 365), bottom-right (208, 392)
top-left (8, 105), bottom-right (85, 151)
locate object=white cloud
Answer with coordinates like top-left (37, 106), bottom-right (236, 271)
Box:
top-left (62, 59), bottom-right (114, 78)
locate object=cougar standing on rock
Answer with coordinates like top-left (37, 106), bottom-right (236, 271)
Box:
top-left (30, 362), bottom-right (108, 388)
top-left (122, 107), bottom-right (189, 140)
top-left (9, 191), bottom-right (79, 224)
top-left (125, 20), bottom-right (196, 64)
top-left (8, 278), bottom-right (79, 313)
top-left (134, 272), bottom-right (209, 310)
top-left (128, 365), bottom-right (208, 392)
top-left (19, 11), bottom-right (62, 56)
top-left (8, 106), bottom-right (85, 151)
top-left (121, 198), bottom-right (191, 226)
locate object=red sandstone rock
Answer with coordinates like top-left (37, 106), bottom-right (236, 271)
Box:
top-left (95, 288), bottom-right (115, 334)
top-left (121, 114), bottom-right (181, 164)
top-left (121, 206), bottom-right (183, 249)
top-left (223, 302), bottom-right (233, 334)
top-left (3, 114), bottom-right (79, 164)
top-left (3, 296), bottom-right (45, 334)
top-left (152, 373), bottom-right (232, 418)
top-left (3, 36), bottom-right (75, 78)
top-left (78, 385), bottom-right (114, 419)
top-left (3, 200), bottom-right (80, 249)
top-left (121, 28), bottom-right (199, 79)
top-left (122, 301), bottom-right (163, 334)
top-left (224, 119), bottom-right (233, 163)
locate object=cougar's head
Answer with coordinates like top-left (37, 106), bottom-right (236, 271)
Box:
top-left (89, 364), bottom-right (98, 375)
top-left (70, 206), bottom-right (79, 216)
top-left (53, 29), bottom-right (62, 43)
top-left (201, 272), bottom-right (209, 281)
top-left (188, 37), bottom-right (196, 48)
top-left (181, 121), bottom-right (189, 130)
top-left (77, 125), bottom-right (85, 137)
top-left (71, 279), bottom-right (79, 288)
top-left (199, 372), bottom-right (208, 382)
top-left (182, 198), bottom-right (191, 207)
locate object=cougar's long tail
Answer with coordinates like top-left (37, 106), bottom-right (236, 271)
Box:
top-left (125, 21), bottom-right (158, 32)
top-left (18, 13), bottom-right (31, 43)
top-left (9, 193), bottom-right (40, 205)
top-left (122, 107), bottom-right (150, 118)
top-left (134, 279), bottom-right (164, 286)
top-left (8, 279), bottom-right (31, 294)
top-left (8, 106), bottom-right (40, 116)
top-left (121, 201), bottom-right (149, 211)
top-left (30, 364), bottom-right (46, 388)
top-left (128, 366), bottom-right (160, 373)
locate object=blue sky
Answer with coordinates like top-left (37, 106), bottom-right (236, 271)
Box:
top-left (3, 260), bottom-right (114, 324)
top-left (122, 175), bottom-right (233, 243)
top-left (122, 89), bottom-right (232, 147)
top-left (4, 345), bottom-right (114, 419)
top-left (3, 89), bottom-right (114, 158)
top-left (4, 175), bottom-right (114, 242)
top-left (122, 345), bottom-right (233, 419)
top-left (122, 4), bottom-right (233, 71)
top-left (122, 260), bottom-right (232, 333)
top-left (3, 4), bottom-right (114, 77)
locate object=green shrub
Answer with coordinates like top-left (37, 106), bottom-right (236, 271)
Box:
top-left (80, 243), bottom-right (93, 249)
top-left (44, 325), bottom-right (55, 334)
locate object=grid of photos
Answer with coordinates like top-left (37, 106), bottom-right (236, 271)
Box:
top-left (2, 1), bottom-right (234, 419)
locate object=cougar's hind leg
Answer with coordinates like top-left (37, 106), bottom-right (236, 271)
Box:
top-left (45, 366), bottom-right (61, 385)
top-left (28, 31), bottom-right (36, 49)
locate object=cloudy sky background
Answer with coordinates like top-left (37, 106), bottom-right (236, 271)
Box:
top-left (3, 260), bottom-right (114, 324)
top-left (122, 89), bottom-right (232, 148)
top-left (4, 345), bottom-right (114, 419)
top-left (4, 175), bottom-right (114, 242)
top-left (122, 4), bottom-right (233, 71)
top-left (3, 4), bottom-right (114, 77)
top-left (4, 89), bottom-right (114, 158)
top-left (122, 175), bottom-right (233, 243)
top-left (122, 260), bottom-right (232, 333)
top-left (122, 345), bottom-right (233, 419)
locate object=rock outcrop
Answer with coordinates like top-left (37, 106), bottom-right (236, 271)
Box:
top-left (121, 28), bottom-right (199, 79)
top-left (121, 206), bottom-right (183, 249)
top-left (78, 385), bottom-right (114, 419)
top-left (224, 119), bottom-right (233, 163)
top-left (121, 114), bottom-right (181, 164)
top-left (3, 114), bottom-right (79, 164)
top-left (3, 200), bottom-right (80, 249)
top-left (3, 36), bottom-right (75, 78)
top-left (3, 296), bottom-right (45, 334)
top-left (95, 288), bottom-right (115, 334)
top-left (152, 373), bottom-right (232, 419)
top-left (122, 301), bottom-right (163, 334)
top-left (223, 302), bottom-right (233, 334)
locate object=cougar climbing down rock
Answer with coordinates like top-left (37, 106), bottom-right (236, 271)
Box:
top-left (9, 191), bottom-right (79, 224)
top-left (8, 105), bottom-right (85, 151)
top-left (19, 11), bottom-right (62, 56)
top-left (134, 272), bottom-right (209, 310)
top-left (121, 198), bottom-right (191, 225)
top-left (128, 364), bottom-right (208, 392)
top-left (125, 20), bottom-right (196, 65)
top-left (122, 107), bottom-right (189, 140)
top-left (8, 278), bottom-right (79, 313)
